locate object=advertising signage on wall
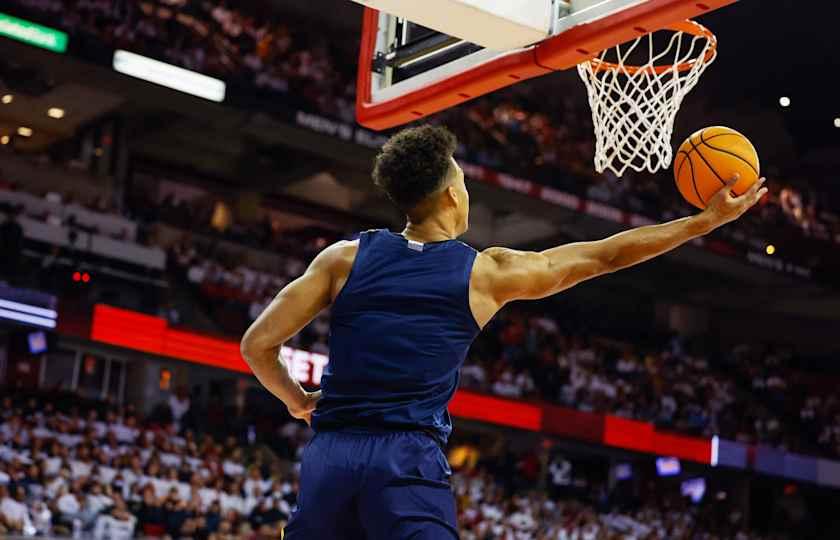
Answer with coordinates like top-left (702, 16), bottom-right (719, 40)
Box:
top-left (0, 285), bottom-right (58, 329)
top-left (0, 12), bottom-right (68, 53)
top-left (90, 304), bottom-right (325, 385)
top-left (87, 304), bottom-right (840, 489)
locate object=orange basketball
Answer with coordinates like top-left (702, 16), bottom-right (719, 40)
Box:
top-left (674, 126), bottom-right (760, 210)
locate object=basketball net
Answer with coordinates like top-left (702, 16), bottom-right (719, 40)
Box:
top-left (577, 21), bottom-right (717, 177)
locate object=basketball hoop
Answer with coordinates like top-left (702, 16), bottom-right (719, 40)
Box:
top-left (577, 20), bottom-right (718, 177)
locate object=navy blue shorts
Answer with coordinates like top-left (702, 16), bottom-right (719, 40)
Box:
top-left (283, 430), bottom-right (458, 539)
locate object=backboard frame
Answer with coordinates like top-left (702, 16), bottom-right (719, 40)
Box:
top-left (356, 0), bottom-right (737, 130)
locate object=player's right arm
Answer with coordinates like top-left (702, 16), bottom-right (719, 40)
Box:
top-left (470, 176), bottom-right (767, 325)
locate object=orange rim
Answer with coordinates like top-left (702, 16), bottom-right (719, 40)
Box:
top-left (587, 20), bottom-right (717, 75)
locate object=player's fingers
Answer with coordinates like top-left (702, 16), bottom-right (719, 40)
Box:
top-left (735, 177), bottom-right (765, 201)
top-left (748, 177), bottom-right (766, 194)
top-left (716, 174), bottom-right (740, 200)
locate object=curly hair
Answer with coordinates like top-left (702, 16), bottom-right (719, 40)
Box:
top-left (372, 125), bottom-right (458, 214)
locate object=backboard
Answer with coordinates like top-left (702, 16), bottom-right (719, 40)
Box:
top-left (356, 0), bottom-right (737, 131)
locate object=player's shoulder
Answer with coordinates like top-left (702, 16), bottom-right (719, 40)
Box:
top-left (475, 246), bottom-right (525, 268)
top-left (311, 239), bottom-right (359, 274)
top-left (470, 247), bottom-right (521, 287)
top-left (318, 239), bottom-right (359, 262)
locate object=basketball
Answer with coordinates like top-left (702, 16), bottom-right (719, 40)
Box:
top-left (673, 126), bottom-right (760, 210)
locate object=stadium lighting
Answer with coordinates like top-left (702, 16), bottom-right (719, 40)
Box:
top-left (766, 244), bottom-right (776, 256)
top-left (834, 118), bottom-right (840, 128)
top-left (17, 126), bottom-right (33, 137)
top-left (711, 435), bottom-right (719, 467)
top-left (47, 107), bottom-right (65, 119)
top-left (112, 50), bottom-right (226, 103)
top-left (779, 96), bottom-right (791, 108)
top-left (1, 94), bottom-right (12, 104)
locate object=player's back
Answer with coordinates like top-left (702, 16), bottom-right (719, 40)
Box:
top-left (312, 229), bottom-right (480, 444)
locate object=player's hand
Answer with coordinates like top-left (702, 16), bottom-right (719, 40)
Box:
top-left (701, 174), bottom-right (768, 228)
top-left (289, 390), bottom-right (321, 426)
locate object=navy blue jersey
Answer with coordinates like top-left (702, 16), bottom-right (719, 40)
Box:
top-left (311, 229), bottom-right (480, 444)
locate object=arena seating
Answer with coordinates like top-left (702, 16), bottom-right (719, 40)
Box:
top-left (4, 0), bottom-right (839, 249)
top-left (1, 389), bottom-right (779, 539)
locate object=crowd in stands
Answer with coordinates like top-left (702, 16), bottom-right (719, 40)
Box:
top-left (7, 0), bottom-right (358, 122)
top-left (0, 180), bottom-right (138, 244)
top-left (167, 231), bottom-right (332, 344)
top-left (3, 167), bottom-right (840, 461)
top-left (7, 0), bottom-right (840, 252)
top-left (2, 388), bottom-right (798, 539)
top-left (0, 389), bottom-right (307, 539)
top-left (452, 466), bottom-right (769, 540)
top-left (460, 311), bottom-right (840, 461)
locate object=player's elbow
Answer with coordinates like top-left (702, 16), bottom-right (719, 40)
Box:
top-left (240, 328), bottom-right (263, 364)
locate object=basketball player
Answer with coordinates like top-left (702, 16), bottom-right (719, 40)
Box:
top-left (240, 125), bottom-right (767, 539)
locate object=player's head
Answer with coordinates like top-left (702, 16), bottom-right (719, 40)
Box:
top-left (373, 125), bottom-right (469, 236)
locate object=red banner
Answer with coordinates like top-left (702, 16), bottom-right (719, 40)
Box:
top-left (90, 304), bottom-right (712, 463)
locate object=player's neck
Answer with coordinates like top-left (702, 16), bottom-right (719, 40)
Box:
top-left (401, 220), bottom-right (457, 243)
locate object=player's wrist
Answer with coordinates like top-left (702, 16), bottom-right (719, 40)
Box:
top-left (689, 212), bottom-right (719, 235)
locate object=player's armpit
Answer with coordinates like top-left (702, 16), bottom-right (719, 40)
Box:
top-left (242, 248), bottom-right (335, 356)
top-left (240, 241), bottom-right (351, 410)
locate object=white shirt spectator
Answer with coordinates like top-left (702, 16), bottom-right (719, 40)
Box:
top-left (492, 371), bottom-right (522, 398)
top-left (111, 423), bottom-right (138, 444)
top-left (149, 476), bottom-right (171, 499)
top-left (56, 432), bottom-right (83, 448)
top-left (159, 452), bottom-right (182, 468)
top-left (30, 501), bottom-right (52, 535)
top-left (42, 456), bottom-right (63, 476)
top-left (90, 421), bottom-right (108, 439)
top-left (70, 459), bottom-right (93, 479)
top-left (87, 493), bottom-right (113, 514)
top-left (57, 492), bottom-right (81, 514)
top-left (616, 358), bottom-right (636, 373)
top-left (1, 494), bottom-right (28, 525)
top-left (514, 372), bottom-right (535, 395)
top-left (244, 477), bottom-right (272, 497)
top-left (174, 482), bottom-right (191, 501)
top-left (198, 487), bottom-right (219, 510)
top-left (187, 262), bottom-right (208, 284)
top-left (32, 425), bottom-right (53, 439)
top-left (222, 460), bottom-right (245, 477)
top-left (590, 376), bottom-right (617, 399)
top-left (93, 512), bottom-right (136, 540)
top-left (507, 510), bottom-right (536, 532)
top-left (220, 490), bottom-right (245, 515)
top-left (169, 395), bottom-right (190, 427)
top-left (97, 466), bottom-right (118, 484)
top-left (461, 363), bottom-right (487, 387)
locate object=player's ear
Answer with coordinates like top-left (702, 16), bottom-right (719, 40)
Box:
top-left (445, 185), bottom-right (460, 208)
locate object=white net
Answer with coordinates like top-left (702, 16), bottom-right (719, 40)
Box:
top-left (577, 21), bottom-right (717, 177)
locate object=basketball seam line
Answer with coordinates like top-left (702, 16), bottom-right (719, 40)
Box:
top-left (688, 138), bottom-right (727, 187)
top-left (675, 150), bottom-right (690, 181)
top-left (699, 132), bottom-right (759, 176)
top-left (680, 133), bottom-right (734, 159)
top-left (686, 153), bottom-right (705, 207)
top-left (675, 150), bottom-right (695, 205)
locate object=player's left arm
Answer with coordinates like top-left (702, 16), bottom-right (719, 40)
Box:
top-left (240, 243), bottom-right (344, 423)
